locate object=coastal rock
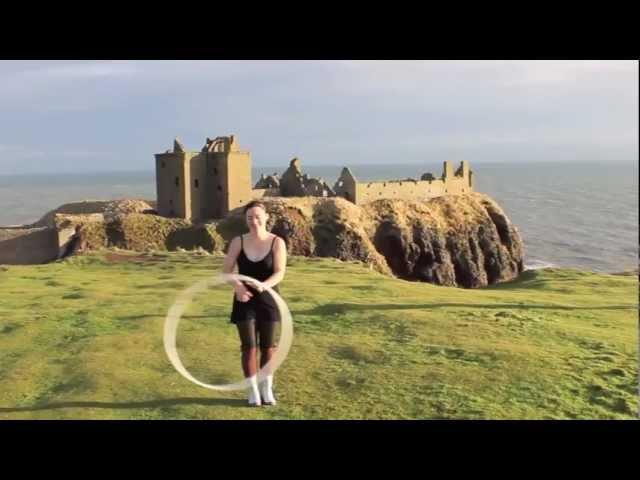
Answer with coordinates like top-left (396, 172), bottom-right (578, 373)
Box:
top-left (77, 213), bottom-right (225, 253)
top-left (215, 192), bottom-right (524, 287)
top-left (363, 194), bottom-right (524, 286)
top-left (30, 199), bottom-right (154, 228)
top-left (2, 193), bottom-right (524, 288)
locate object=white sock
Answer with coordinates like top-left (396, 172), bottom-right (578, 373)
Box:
top-left (247, 375), bottom-right (261, 406)
top-left (260, 374), bottom-right (276, 405)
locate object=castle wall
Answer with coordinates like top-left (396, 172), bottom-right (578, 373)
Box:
top-left (157, 148), bottom-right (252, 220)
top-left (353, 161), bottom-right (473, 205)
top-left (226, 151), bottom-right (252, 214)
top-left (356, 179), bottom-right (446, 204)
top-left (203, 152), bottom-right (229, 219)
top-left (188, 153), bottom-right (208, 221)
top-left (183, 155), bottom-right (193, 220)
top-left (334, 170), bottom-right (358, 203)
top-left (156, 153), bottom-right (188, 218)
top-left (444, 161), bottom-right (454, 179)
top-left (442, 175), bottom-right (472, 194)
top-left (0, 227), bottom-right (60, 264)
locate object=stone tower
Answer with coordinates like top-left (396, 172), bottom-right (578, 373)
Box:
top-left (155, 135), bottom-right (252, 220)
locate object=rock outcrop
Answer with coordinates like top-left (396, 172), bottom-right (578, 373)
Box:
top-left (30, 199), bottom-right (155, 228)
top-left (216, 192), bottom-right (524, 288)
top-left (363, 193), bottom-right (524, 287)
top-left (76, 213), bottom-right (224, 254)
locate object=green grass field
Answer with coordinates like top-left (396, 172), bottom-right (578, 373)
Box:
top-left (0, 250), bottom-right (637, 419)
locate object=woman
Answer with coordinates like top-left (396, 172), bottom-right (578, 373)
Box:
top-left (222, 200), bottom-right (287, 407)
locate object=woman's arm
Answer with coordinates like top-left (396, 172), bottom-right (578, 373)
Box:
top-left (261, 237), bottom-right (287, 290)
top-left (222, 237), bottom-right (245, 290)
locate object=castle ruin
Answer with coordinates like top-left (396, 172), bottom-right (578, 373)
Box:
top-left (332, 160), bottom-right (473, 205)
top-left (155, 135), bottom-right (252, 220)
top-left (155, 135), bottom-right (474, 220)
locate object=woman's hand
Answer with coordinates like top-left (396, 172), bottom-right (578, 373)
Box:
top-left (234, 283), bottom-right (254, 303)
top-left (243, 278), bottom-right (265, 292)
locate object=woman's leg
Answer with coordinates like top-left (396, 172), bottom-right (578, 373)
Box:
top-left (257, 318), bottom-right (278, 405)
top-left (259, 325), bottom-right (277, 369)
top-left (236, 318), bottom-right (258, 376)
top-left (256, 307), bottom-right (279, 369)
top-left (236, 318), bottom-right (261, 406)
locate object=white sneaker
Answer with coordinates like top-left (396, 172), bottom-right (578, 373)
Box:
top-left (260, 375), bottom-right (276, 406)
top-left (247, 375), bottom-right (262, 407)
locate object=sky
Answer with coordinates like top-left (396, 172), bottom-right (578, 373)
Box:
top-left (0, 60), bottom-right (637, 175)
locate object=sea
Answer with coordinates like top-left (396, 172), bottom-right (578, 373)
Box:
top-left (0, 161), bottom-right (637, 273)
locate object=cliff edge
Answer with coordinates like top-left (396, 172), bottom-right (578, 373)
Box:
top-left (216, 192), bottom-right (524, 288)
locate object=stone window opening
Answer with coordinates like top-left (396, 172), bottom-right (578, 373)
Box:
top-left (175, 177), bottom-right (179, 187)
top-left (195, 179), bottom-right (199, 188)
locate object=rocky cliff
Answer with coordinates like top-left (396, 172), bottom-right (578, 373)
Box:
top-left (2, 194), bottom-right (524, 288)
top-left (216, 192), bottom-right (524, 288)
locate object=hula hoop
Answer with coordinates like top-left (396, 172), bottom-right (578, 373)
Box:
top-left (163, 273), bottom-right (293, 391)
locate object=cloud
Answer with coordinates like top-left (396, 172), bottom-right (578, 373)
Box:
top-left (0, 60), bottom-right (636, 174)
top-left (0, 61), bottom-right (140, 112)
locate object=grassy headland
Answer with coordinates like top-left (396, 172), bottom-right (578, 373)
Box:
top-left (0, 251), bottom-right (637, 419)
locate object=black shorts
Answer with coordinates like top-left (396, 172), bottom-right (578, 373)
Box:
top-left (235, 317), bottom-right (279, 349)
top-left (230, 286), bottom-right (281, 324)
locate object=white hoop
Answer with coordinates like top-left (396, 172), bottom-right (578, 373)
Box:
top-left (163, 273), bottom-right (293, 391)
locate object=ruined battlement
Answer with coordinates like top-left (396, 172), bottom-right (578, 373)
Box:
top-left (333, 160), bottom-right (474, 205)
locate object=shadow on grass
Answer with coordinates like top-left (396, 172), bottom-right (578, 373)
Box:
top-left (297, 302), bottom-right (637, 316)
top-left (118, 314), bottom-right (165, 320)
top-left (118, 315), bottom-right (218, 321)
top-left (479, 269), bottom-right (621, 290)
top-left (0, 396), bottom-right (246, 413)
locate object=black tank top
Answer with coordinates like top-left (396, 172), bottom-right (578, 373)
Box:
top-left (237, 234), bottom-right (280, 293)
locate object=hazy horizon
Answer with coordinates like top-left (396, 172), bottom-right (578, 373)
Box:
top-left (0, 60), bottom-right (637, 176)
top-left (0, 158), bottom-right (637, 179)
